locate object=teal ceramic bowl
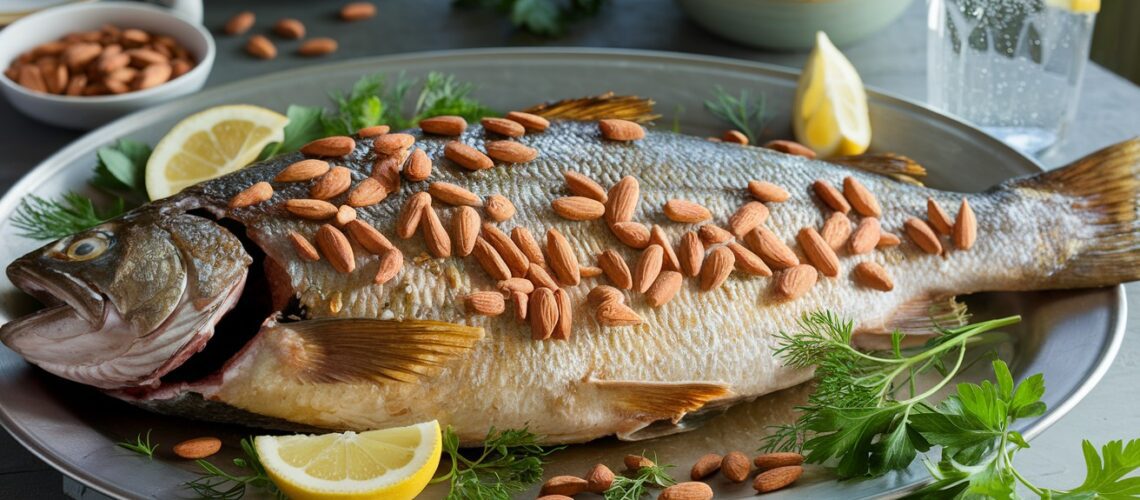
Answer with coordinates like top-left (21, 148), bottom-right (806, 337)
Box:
top-left (676, 0), bottom-right (915, 50)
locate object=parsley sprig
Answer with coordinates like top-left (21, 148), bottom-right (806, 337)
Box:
top-left (182, 437), bottom-right (283, 500)
top-left (433, 425), bottom-right (562, 499)
top-left (704, 86), bottom-right (766, 144)
top-left (115, 429), bottom-right (158, 459)
top-left (604, 457), bottom-right (676, 500)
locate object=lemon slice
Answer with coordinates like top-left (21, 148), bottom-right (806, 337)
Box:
top-left (1045, 0), bottom-right (1099, 13)
top-left (254, 420), bottom-right (442, 500)
top-left (793, 31), bottom-right (871, 158)
top-left (145, 104), bottom-right (288, 200)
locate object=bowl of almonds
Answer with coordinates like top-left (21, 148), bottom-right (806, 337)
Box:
top-left (0, 1), bottom-right (214, 129)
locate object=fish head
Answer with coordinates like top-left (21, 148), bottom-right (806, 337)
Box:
top-left (0, 209), bottom-right (251, 389)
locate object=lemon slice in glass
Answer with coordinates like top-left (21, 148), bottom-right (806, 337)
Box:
top-left (1045, 0), bottom-right (1099, 13)
top-left (144, 104), bottom-right (288, 200)
top-left (793, 31), bottom-right (871, 158)
top-left (254, 420), bottom-right (442, 500)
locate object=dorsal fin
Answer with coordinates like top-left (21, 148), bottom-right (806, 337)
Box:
top-left (828, 153), bottom-right (927, 185)
top-left (278, 318), bottom-right (483, 384)
top-left (588, 378), bottom-right (732, 424)
top-left (523, 92), bottom-right (660, 123)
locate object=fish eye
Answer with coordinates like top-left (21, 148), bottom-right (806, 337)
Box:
top-left (64, 233), bottom-right (109, 261)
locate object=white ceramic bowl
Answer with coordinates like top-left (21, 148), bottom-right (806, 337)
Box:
top-left (0, 2), bottom-right (214, 129)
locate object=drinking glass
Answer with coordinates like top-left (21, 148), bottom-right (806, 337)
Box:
top-left (927, 0), bottom-right (1097, 155)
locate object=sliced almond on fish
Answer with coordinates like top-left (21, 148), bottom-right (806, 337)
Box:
top-left (744, 226), bottom-right (799, 270)
top-left (953, 198), bottom-right (976, 250)
top-left (315, 224), bottom-right (354, 273)
top-left (396, 192), bottom-right (431, 239)
top-left (529, 288), bottom-right (558, 340)
top-left (344, 219), bottom-right (393, 254)
top-left (404, 148), bottom-right (432, 182)
top-left (473, 237), bottom-right (511, 280)
top-left (604, 176), bottom-right (639, 225)
top-left (797, 227), bottom-right (839, 278)
top-left (419, 115), bottom-right (467, 136)
top-left (452, 206), bottom-right (481, 257)
top-left (481, 117), bottom-right (525, 137)
top-left (552, 288), bottom-right (572, 340)
top-left (853, 261), bottom-right (893, 291)
top-left (722, 130), bottom-right (748, 145)
top-left (546, 228), bottom-right (580, 286)
top-left (598, 119), bottom-right (645, 141)
top-left (285, 199), bottom-right (337, 220)
top-left (878, 232), bottom-right (902, 248)
top-left (483, 223), bottom-right (530, 278)
top-left (288, 231), bottom-right (319, 261)
top-left (649, 225), bottom-right (681, 272)
top-left (552, 196), bottom-right (606, 221)
top-left (728, 242), bottom-right (771, 276)
top-left (498, 277), bottom-right (536, 295)
top-left (700, 246), bottom-right (735, 291)
top-left (632, 244), bottom-right (664, 294)
top-left (275, 159), bottom-right (329, 182)
top-left (484, 195), bottom-right (516, 222)
top-left (301, 136), bottom-right (355, 157)
top-left (229, 182), bottom-right (272, 209)
top-left (564, 171), bottom-right (607, 202)
top-left (848, 218), bottom-right (881, 255)
top-left (820, 212), bottom-right (852, 251)
top-left (664, 199), bottom-right (712, 223)
top-left (485, 141), bottom-right (538, 163)
top-left (748, 180), bottom-right (790, 203)
top-left (698, 224), bottom-right (734, 245)
top-left (645, 270), bottom-right (683, 307)
top-left (679, 232), bottom-right (705, 277)
top-left (842, 176), bottom-right (881, 217)
top-left (421, 205), bottom-right (451, 258)
top-left (334, 205), bottom-right (356, 227)
top-left (374, 247), bottom-right (403, 284)
top-left (812, 179), bottom-right (850, 213)
top-left (763, 139), bottom-right (816, 159)
top-left (729, 202), bottom-right (769, 238)
top-left (465, 291), bottom-right (505, 316)
top-left (598, 249), bottom-right (633, 289)
top-left (429, 182), bottom-right (482, 206)
top-left (776, 264), bottom-right (817, 301)
top-left (904, 217), bottom-right (942, 254)
top-left (588, 285), bottom-right (626, 306)
top-left (927, 197), bottom-right (953, 235)
top-left (346, 177), bottom-right (388, 207)
top-left (511, 291), bottom-right (529, 321)
top-left (445, 141), bottom-right (494, 171)
top-left (511, 227), bottom-right (545, 267)
top-left (373, 133), bottom-right (414, 155)
top-left (310, 166), bottom-right (352, 200)
top-left (610, 221), bottom-right (650, 249)
top-left (505, 111), bottom-right (550, 132)
top-left (596, 300), bottom-right (642, 326)
top-left (527, 263), bottom-right (559, 290)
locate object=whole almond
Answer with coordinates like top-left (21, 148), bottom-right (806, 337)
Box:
top-left (97, 50), bottom-right (130, 75)
top-left (777, 264), bottom-right (818, 301)
top-left (664, 199), bottom-right (712, 223)
top-left (298, 37), bottom-right (338, 56)
top-left (357, 124), bottom-right (390, 137)
top-left (529, 288), bottom-right (558, 340)
top-left (452, 206), bottom-right (480, 257)
top-left (625, 454), bottom-right (655, 470)
top-left (344, 219), bottom-right (393, 254)
top-left (484, 195), bottom-right (515, 222)
top-left (346, 177), bottom-right (388, 207)
top-left (473, 238), bottom-right (511, 280)
top-left (632, 244), bottom-right (664, 293)
top-left (700, 246), bottom-right (735, 291)
top-left (481, 117), bottom-right (525, 137)
top-left (745, 226), bottom-right (800, 270)
top-left (649, 225), bottom-right (681, 272)
top-left (288, 232), bottom-right (320, 261)
top-left (763, 139), bottom-right (816, 159)
top-left (374, 248), bottom-right (403, 284)
top-left (42, 62), bottom-right (66, 94)
top-left (229, 181), bottom-right (272, 208)
top-left (927, 197), bottom-right (954, 235)
top-left (646, 270), bottom-right (683, 307)
top-left (276, 159), bottom-right (330, 182)
top-left (506, 111), bottom-right (550, 131)
top-left (722, 451), bottom-right (751, 483)
top-left (310, 166), bottom-right (352, 200)
top-left (316, 224), bottom-right (355, 273)
top-left (690, 453), bottom-right (723, 480)
top-left (546, 228), bottom-right (580, 286)
top-left (953, 198), bottom-right (976, 250)
top-left (679, 232), bottom-right (705, 277)
top-left (284, 199), bottom-right (338, 220)
top-left (65, 74), bottom-right (87, 96)
top-left (273, 18), bottom-right (306, 39)
top-left (301, 136), bottom-right (355, 157)
top-left (813, 179), bottom-right (851, 213)
top-left (465, 291), bottom-right (505, 316)
top-left (904, 217), bottom-right (942, 254)
top-left (403, 148), bottom-right (432, 182)
top-left (172, 437), bottom-right (222, 460)
top-left (340, 2), bottom-right (376, 21)
top-left (659, 482), bottom-right (713, 500)
top-left (797, 227), bottom-right (840, 277)
top-left (564, 171), bottom-right (607, 202)
top-left (371, 157), bottom-right (401, 194)
top-left (421, 206), bottom-right (451, 258)
top-left (484, 224), bottom-right (530, 277)
top-left (598, 249), bottom-right (633, 289)
top-left (528, 263), bottom-right (559, 290)
top-left (224, 11), bottom-right (255, 35)
top-left (106, 78), bottom-right (130, 95)
top-left (552, 288), bottom-right (572, 340)
top-left (753, 452), bottom-right (805, 470)
top-left (444, 141), bottom-right (494, 171)
top-left (698, 224), bottom-right (734, 245)
top-left (126, 48), bottom-right (167, 68)
top-left (511, 291), bottom-right (529, 321)
top-left (753, 465), bottom-right (804, 493)
top-left (585, 464), bottom-right (615, 493)
top-left (729, 201), bottom-right (770, 237)
top-left (879, 231), bottom-right (902, 248)
top-left (245, 35), bottom-right (276, 60)
top-left (748, 180), bottom-right (791, 202)
top-left (579, 265), bottom-right (603, 278)
top-left (121, 29), bottom-right (149, 46)
top-left (540, 475), bottom-right (587, 496)
top-left (843, 176), bottom-right (881, 217)
top-left (552, 196), bottom-right (605, 221)
top-left (134, 63), bottom-right (172, 90)
top-left (498, 277), bottom-right (536, 295)
top-left (171, 59), bottom-right (192, 78)
top-left (596, 299), bottom-right (642, 326)
top-left (605, 176), bottom-right (640, 225)
top-left (373, 133), bottom-right (415, 155)
top-left (428, 182), bottom-right (481, 206)
top-left (334, 205), bottom-right (356, 227)
top-left (821, 211), bottom-right (853, 251)
top-left (485, 140), bottom-right (538, 163)
top-left (728, 242), bottom-right (772, 276)
top-left (849, 217), bottom-right (881, 255)
top-left (396, 192), bottom-right (431, 239)
top-left (722, 129), bottom-right (749, 145)
top-left (62, 43), bottom-right (102, 70)
top-left (16, 66), bottom-right (47, 93)
top-left (419, 115), bottom-right (467, 136)
top-left (610, 221), bottom-right (651, 249)
top-left (588, 285), bottom-right (625, 306)
top-left (511, 227), bottom-right (545, 266)
top-left (598, 119), bottom-right (645, 141)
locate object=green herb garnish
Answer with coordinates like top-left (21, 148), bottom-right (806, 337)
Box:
top-left (704, 86), bottom-right (766, 144)
top-left (454, 0), bottom-right (606, 36)
top-left (183, 437), bottom-right (283, 500)
top-left (116, 429), bottom-right (158, 459)
top-left (433, 425), bottom-right (562, 499)
top-left (603, 457), bottom-right (676, 500)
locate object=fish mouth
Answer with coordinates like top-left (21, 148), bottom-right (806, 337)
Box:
top-left (4, 262), bottom-right (105, 329)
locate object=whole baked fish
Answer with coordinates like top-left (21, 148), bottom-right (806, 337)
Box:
top-left (2, 114), bottom-right (1138, 445)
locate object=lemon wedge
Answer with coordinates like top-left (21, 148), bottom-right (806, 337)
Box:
top-left (145, 104), bottom-right (288, 200)
top-left (254, 420), bottom-right (442, 500)
top-left (1045, 0), bottom-right (1099, 13)
top-left (793, 31), bottom-right (871, 158)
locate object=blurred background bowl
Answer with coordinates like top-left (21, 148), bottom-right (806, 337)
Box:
top-left (0, 2), bottom-right (214, 130)
top-left (675, 0), bottom-right (915, 50)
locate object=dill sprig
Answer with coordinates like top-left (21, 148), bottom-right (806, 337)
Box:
top-left (183, 437), bottom-right (283, 500)
top-left (433, 426), bottom-right (562, 499)
top-left (116, 430), bottom-right (158, 459)
top-left (603, 456), bottom-right (676, 500)
top-left (704, 86), bottom-right (766, 144)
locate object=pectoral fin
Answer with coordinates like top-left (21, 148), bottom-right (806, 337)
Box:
top-left (854, 295), bottom-right (969, 349)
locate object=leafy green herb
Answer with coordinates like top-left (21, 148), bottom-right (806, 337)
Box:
top-left (454, 0), bottom-right (606, 36)
top-left (91, 139), bottom-right (151, 205)
top-left (323, 73), bottom-right (387, 137)
top-left (258, 104), bottom-right (328, 160)
top-left (704, 86), bottom-right (766, 145)
top-left (116, 430), bottom-right (158, 459)
top-left (410, 72), bottom-right (497, 128)
top-left (183, 437), bottom-right (283, 500)
top-left (604, 457), bottom-right (676, 500)
top-left (12, 193), bottom-right (126, 240)
top-left (433, 426), bottom-right (561, 499)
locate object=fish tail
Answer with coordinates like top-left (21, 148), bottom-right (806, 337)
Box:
top-left (1012, 137), bottom-right (1140, 287)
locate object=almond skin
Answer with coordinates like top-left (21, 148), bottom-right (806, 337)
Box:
top-left (797, 227), bottom-right (840, 278)
top-left (505, 111), bottom-right (550, 131)
top-left (484, 195), bottom-right (515, 222)
top-left (540, 475), bottom-right (588, 496)
top-left (229, 182), bottom-right (272, 208)
top-left (465, 291), bottom-right (505, 316)
top-left (172, 437), bottom-right (222, 460)
top-left (301, 136), bottom-right (355, 157)
top-left (679, 231), bottom-right (705, 277)
top-left (374, 248), bottom-right (403, 284)
top-left (745, 226), bottom-right (800, 270)
top-left (659, 482), bottom-right (713, 500)
top-left (878, 231), bottom-right (902, 248)
top-left (777, 264), bottom-right (818, 301)
top-left (428, 182), bottom-right (481, 207)
top-left (340, 2), bottom-right (376, 21)
top-left (646, 270), bottom-right (683, 307)
top-left (245, 35), bottom-right (276, 60)
top-left (564, 171), bottom-right (607, 202)
top-left (404, 148), bottom-right (432, 182)
top-left (598, 249), bottom-right (633, 289)
top-left (284, 199), bottom-right (337, 220)
top-left (585, 464), bottom-right (615, 493)
top-left (334, 205), bottom-right (356, 227)
top-left (700, 246), bottom-right (735, 291)
top-left (481, 117), bottom-right (525, 137)
top-left (722, 129), bottom-right (749, 145)
top-left (552, 288), bottom-right (572, 340)
top-left (588, 285), bottom-right (626, 306)
top-left (849, 217), bottom-right (881, 255)
top-left (753, 465), bottom-right (804, 493)
top-left (664, 199), bottom-right (712, 223)
top-left (373, 133), bottom-right (415, 155)
top-left (610, 221), bottom-right (651, 249)
top-left (419, 115), bottom-right (467, 136)
top-left (484, 224), bottom-right (530, 278)
top-left (452, 206), bottom-right (480, 257)
top-left (753, 452), bottom-right (805, 470)
top-left (596, 298), bottom-right (642, 326)
top-left (953, 198), bottom-right (977, 250)
top-left (598, 119), bottom-right (645, 141)
top-left (698, 224), bottom-right (734, 245)
top-left (748, 180), bottom-right (791, 202)
top-left (444, 141), bottom-right (494, 171)
top-left (927, 197), bottom-right (954, 235)
top-left (224, 11), bottom-right (255, 35)
top-left (546, 228), bottom-right (580, 286)
top-left (288, 232), bottom-right (319, 262)
top-left (528, 263), bottom-right (559, 290)
top-left (275, 159), bottom-right (330, 182)
top-left (812, 179), bottom-right (851, 213)
top-left (690, 453), bottom-right (723, 480)
top-left (843, 176), bottom-right (882, 217)
top-left (904, 217), bottom-right (943, 254)
top-left (552, 196), bottom-right (606, 221)
top-left (316, 224), bottom-right (355, 273)
top-left (632, 244), bottom-right (664, 294)
top-left (728, 242), bottom-right (772, 276)
top-left (344, 219), bottom-right (393, 254)
top-left (473, 238), bottom-right (511, 280)
top-left (273, 18), bottom-right (306, 39)
top-left (357, 124), bottom-right (390, 137)
top-left (346, 177), bottom-right (388, 207)
top-left (421, 205), bottom-right (451, 258)
top-left (579, 265), bottom-right (602, 278)
top-left (649, 225), bottom-right (681, 272)
top-left (511, 227), bottom-right (546, 267)
top-left (722, 451), bottom-right (752, 483)
top-left (310, 166), bottom-right (352, 200)
top-left (498, 277), bottom-right (536, 295)
top-left (604, 176), bottom-right (640, 225)
top-left (485, 141), bottom-right (538, 163)
top-left (298, 37), bottom-right (338, 56)
top-left (625, 454), bottom-right (655, 470)
top-left (763, 139), bottom-right (816, 159)
top-left (371, 156), bottom-right (402, 193)
top-left (396, 192), bottom-right (431, 239)
top-left (529, 288), bottom-right (558, 340)
top-left (729, 201), bottom-right (770, 237)
top-left (821, 211), bottom-right (853, 251)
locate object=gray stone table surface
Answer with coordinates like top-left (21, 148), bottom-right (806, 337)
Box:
top-left (0, 0), bottom-right (1138, 498)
